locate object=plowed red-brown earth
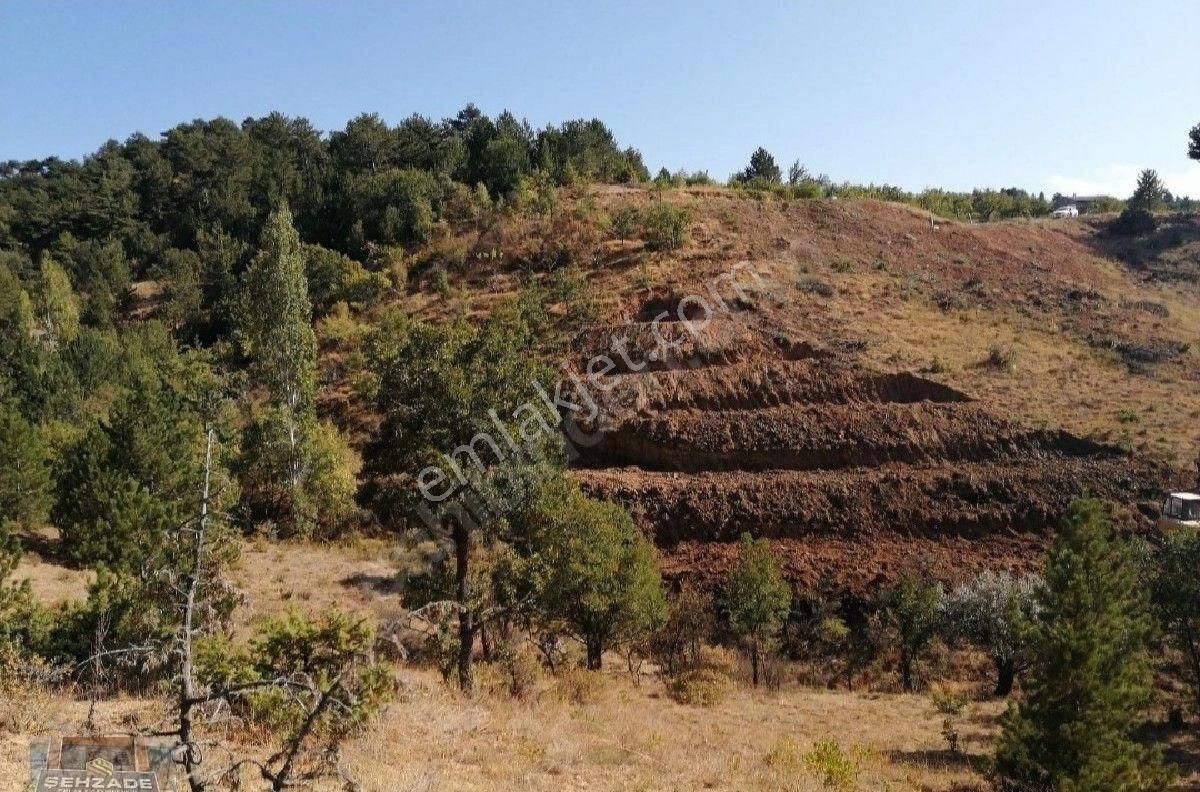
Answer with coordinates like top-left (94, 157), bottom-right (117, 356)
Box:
top-left (568, 303), bottom-right (1172, 595)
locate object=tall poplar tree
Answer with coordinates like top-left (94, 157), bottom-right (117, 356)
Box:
top-left (237, 205), bottom-right (318, 533)
top-left (34, 255), bottom-right (79, 349)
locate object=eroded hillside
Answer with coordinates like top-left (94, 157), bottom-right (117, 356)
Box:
top-left (365, 186), bottom-right (1200, 592)
top-left (566, 300), bottom-right (1169, 592)
top-left (395, 187), bottom-right (1200, 466)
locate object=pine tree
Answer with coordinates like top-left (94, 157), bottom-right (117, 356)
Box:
top-left (0, 401), bottom-right (53, 530)
top-left (0, 517), bottom-right (45, 655)
top-left (1189, 122), bottom-right (1200, 162)
top-left (993, 498), bottom-right (1172, 791)
top-left (736, 147), bottom-right (782, 185)
top-left (725, 533), bottom-right (791, 686)
top-left (1150, 528), bottom-right (1200, 714)
top-left (53, 371), bottom-right (212, 570)
top-left (1128, 169), bottom-right (1167, 213)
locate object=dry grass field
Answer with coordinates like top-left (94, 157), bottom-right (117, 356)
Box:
top-left (9, 537), bottom-right (1200, 792)
top-left (3, 535), bottom-right (1004, 792)
top-left (0, 665), bottom-right (1000, 792)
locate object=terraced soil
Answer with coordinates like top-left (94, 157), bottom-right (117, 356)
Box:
top-left (569, 298), bottom-right (1172, 594)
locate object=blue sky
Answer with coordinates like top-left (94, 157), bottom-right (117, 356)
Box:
top-left (2, 1), bottom-right (1197, 198)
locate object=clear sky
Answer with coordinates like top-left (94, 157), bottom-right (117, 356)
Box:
top-left (2, 1), bottom-right (1197, 198)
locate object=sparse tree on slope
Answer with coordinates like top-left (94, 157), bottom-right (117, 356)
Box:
top-left (787, 160), bottom-right (811, 186)
top-left (1189, 122), bottom-right (1200, 162)
top-left (725, 533), bottom-right (791, 686)
top-left (736, 147), bottom-right (782, 185)
top-left (525, 477), bottom-right (666, 670)
top-left (364, 301), bottom-right (558, 691)
top-left (941, 571), bottom-right (1038, 696)
top-left (885, 571), bottom-right (943, 693)
top-left (994, 498), bottom-right (1171, 792)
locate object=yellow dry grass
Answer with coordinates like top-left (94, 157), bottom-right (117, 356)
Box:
top-left (815, 266), bottom-right (1200, 466)
top-left (0, 667), bottom-right (1000, 792)
top-left (228, 536), bottom-right (404, 634)
top-left (2, 538), bottom-right (999, 792)
top-left (339, 667), bottom-right (999, 792)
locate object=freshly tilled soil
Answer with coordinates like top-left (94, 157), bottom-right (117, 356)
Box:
top-left (568, 305), bottom-right (1172, 593)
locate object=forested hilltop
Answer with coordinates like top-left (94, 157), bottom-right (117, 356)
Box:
top-left (0, 108), bottom-right (666, 785)
top-left (0, 105), bottom-right (656, 552)
top-left (0, 106), bottom-right (645, 328)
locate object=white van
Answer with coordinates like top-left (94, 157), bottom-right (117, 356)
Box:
top-left (1158, 492), bottom-right (1200, 531)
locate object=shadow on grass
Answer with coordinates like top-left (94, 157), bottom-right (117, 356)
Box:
top-left (1140, 722), bottom-right (1200, 791)
top-left (1077, 213), bottom-right (1200, 284)
top-left (16, 527), bottom-right (71, 565)
top-left (886, 748), bottom-right (989, 774)
top-left (340, 571), bottom-right (399, 594)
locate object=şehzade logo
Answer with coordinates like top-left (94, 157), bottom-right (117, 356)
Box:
top-left (85, 759), bottom-right (114, 777)
top-left (39, 765), bottom-right (158, 790)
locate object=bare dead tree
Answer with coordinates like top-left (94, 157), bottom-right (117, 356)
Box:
top-left (69, 426), bottom-right (383, 791)
top-left (168, 429), bottom-right (380, 791)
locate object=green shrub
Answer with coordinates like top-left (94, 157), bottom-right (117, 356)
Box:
top-left (432, 267), bottom-right (451, 296)
top-left (242, 609), bottom-right (392, 736)
top-left (986, 343), bottom-right (1017, 372)
top-left (641, 204), bottom-right (692, 251)
top-left (1108, 207), bottom-right (1157, 237)
top-left (650, 587), bottom-right (714, 676)
top-left (930, 685), bottom-right (968, 715)
top-left (610, 207), bottom-right (641, 239)
top-left (803, 740), bottom-right (861, 790)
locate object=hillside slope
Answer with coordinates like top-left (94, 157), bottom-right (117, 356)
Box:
top-left (375, 186), bottom-right (1200, 591)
